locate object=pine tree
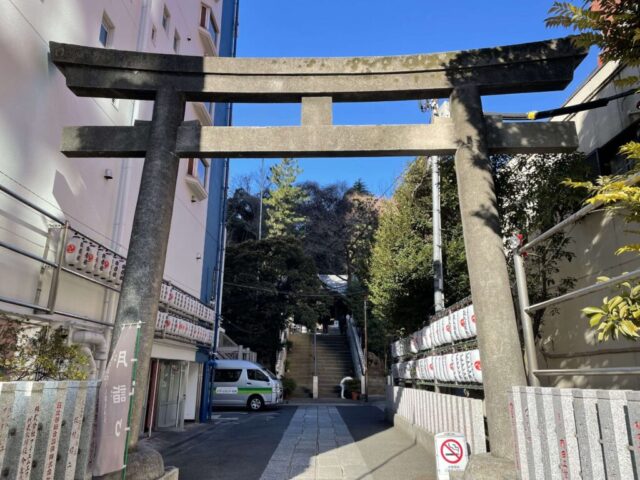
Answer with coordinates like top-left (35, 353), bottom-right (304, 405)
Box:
top-left (264, 158), bottom-right (307, 237)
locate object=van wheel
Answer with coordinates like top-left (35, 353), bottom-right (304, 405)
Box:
top-left (247, 395), bottom-right (264, 412)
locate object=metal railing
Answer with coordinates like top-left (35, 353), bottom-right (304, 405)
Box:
top-left (346, 316), bottom-right (365, 381)
top-left (0, 184), bottom-right (215, 344)
top-left (513, 199), bottom-right (640, 386)
top-left (275, 328), bottom-right (288, 378)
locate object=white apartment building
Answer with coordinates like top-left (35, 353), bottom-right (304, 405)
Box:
top-left (0, 0), bottom-right (227, 431)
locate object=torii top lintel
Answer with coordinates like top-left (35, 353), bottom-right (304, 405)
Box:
top-left (50, 37), bottom-right (587, 103)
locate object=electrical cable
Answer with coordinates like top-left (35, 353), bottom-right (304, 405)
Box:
top-left (490, 88), bottom-right (639, 121)
top-left (224, 280), bottom-right (368, 298)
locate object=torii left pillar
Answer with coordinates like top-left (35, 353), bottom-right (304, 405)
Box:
top-left (101, 87), bottom-right (185, 479)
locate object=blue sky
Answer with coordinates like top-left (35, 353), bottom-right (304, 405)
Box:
top-left (230, 0), bottom-right (597, 196)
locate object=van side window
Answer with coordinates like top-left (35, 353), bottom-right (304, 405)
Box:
top-left (247, 369), bottom-right (269, 382)
top-left (214, 369), bottom-right (242, 382)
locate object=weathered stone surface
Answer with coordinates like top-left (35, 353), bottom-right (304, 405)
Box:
top-left (451, 86), bottom-right (527, 460)
top-left (50, 37), bottom-right (586, 102)
top-left (61, 120), bottom-right (578, 158)
top-left (462, 453), bottom-right (518, 480)
top-left (301, 97), bottom-right (333, 126)
top-left (109, 87), bottom-right (186, 449)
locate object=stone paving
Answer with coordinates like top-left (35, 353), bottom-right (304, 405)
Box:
top-left (259, 406), bottom-right (371, 480)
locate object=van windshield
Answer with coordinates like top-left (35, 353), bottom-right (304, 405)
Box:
top-left (264, 369), bottom-right (278, 380)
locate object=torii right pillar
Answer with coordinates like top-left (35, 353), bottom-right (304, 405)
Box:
top-left (451, 85), bottom-right (527, 474)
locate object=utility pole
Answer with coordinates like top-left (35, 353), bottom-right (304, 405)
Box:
top-left (422, 99), bottom-right (449, 394)
top-left (258, 158), bottom-right (265, 240)
top-left (425, 99), bottom-right (450, 313)
top-left (431, 155), bottom-right (445, 312)
top-left (363, 295), bottom-right (368, 402)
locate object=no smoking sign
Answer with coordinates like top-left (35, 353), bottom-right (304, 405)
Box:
top-left (435, 433), bottom-right (469, 479)
top-left (441, 439), bottom-right (463, 464)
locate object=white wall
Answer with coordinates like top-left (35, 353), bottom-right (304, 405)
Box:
top-left (538, 63), bottom-right (640, 389)
top-left (0, 0), bottom-right (223, 326)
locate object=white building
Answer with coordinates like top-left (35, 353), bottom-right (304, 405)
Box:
top-left (0, 0), bottom-right (232, 431)
top-left (535, 60), bottom-right (640, 389)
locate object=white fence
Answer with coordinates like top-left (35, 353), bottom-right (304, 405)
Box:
top-left (509, 386), bottom-right (640, 479)
top-left (0, 381), bottom-right (99, 480)
top-left (387, 386), bottom-right (486, 454)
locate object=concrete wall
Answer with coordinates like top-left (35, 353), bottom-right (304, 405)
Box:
top-left (537, 63), bottom-right (640, 389)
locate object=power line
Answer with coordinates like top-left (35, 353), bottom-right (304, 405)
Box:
top-left (224, 281), bottom-right (368, 298)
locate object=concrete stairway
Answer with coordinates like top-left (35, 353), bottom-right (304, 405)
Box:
top-left (287, 333), bottom-right (314, 398)
top-left (286, 332), bottom-right (355, 398)
top-left (316, 334), bottom-right (353, 398)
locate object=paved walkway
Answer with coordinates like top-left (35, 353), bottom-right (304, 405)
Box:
top-left (146, 405), bottom-right (435, 480)
top-left (259, 406), bottom-right (369, 480)
top-left (259, 406), bottom-right (435, 480)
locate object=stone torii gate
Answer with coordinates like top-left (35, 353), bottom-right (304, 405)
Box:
top-left (51, 37), bottom-right (586, 478)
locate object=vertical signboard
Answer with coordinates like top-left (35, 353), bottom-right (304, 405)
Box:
top-left (93, 323), bottom-right (140, 477)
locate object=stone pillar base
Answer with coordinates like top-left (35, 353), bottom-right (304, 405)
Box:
top-left (455, 453), bottom-right (518, 480)
top-left (94, 444), bottom-right (178, 480)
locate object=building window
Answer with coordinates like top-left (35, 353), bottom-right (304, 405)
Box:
top-left (200, 4), bottom-right (219, 46)
top-left (151, 25), bottom-right (157, 44)
top-left (173, 30), bottom-right (180, 53)
top-left (99, 13), bottom-right (114, 47)
top-left (188, 158), bottom-right (209, 190)
top-left (162, 5), bottom-right (171, 32)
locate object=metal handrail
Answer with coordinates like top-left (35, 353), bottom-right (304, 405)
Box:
top-left (520, 172), bottom-right (640, 252)
top-left (347, 316), bottom-right (365, 380)
top-left (534, 367), bottom-right (640, 377)
top-left (0, 184), bottom-right (215, 339)
top-left (275, 328), bottom-right (288, 378)
top-left (526, 268), bottom-right (640, 313)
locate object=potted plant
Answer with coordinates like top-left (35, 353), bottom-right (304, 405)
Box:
top-left (346, 379), bottom-right (360, 400)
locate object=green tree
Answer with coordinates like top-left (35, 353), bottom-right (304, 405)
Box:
top-left (264, 158), bottom-right (307, 237)
top-left (226, 187), bottom-right (261, 244)
top-left (222, 237), bottom-right (329, 367)
top-left (492, 152), bottom-right (591, 339)
top-left (0, 316), bottom-right (90, 381)
top-left (546, 1), bottom-right (640, 86)
top-left (368, 157), bottom-right (469, 334)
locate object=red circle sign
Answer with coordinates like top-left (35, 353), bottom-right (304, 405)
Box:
top-left (440, 439), bottom-right (464, 464)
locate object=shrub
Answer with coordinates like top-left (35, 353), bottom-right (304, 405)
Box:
top-left (281, 376), bottom-right (297, 398)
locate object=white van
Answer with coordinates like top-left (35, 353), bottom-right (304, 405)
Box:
top-left (212, 359), bottom-right (283, 411)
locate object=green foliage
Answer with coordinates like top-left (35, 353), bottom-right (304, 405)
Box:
top-left (281, 376), bottom-right (297, 398)
top-left (546, 1), bottom-right (640, 85)
top-left (222, 237), bottom-right (330, 367)
top-left (565, 143), bottom-right (640, 255)
top-left (368, 158), bottom-right (434, 334)
top-left (345, 378), bottom-right (360, 393)
top-left (565, 146), bottom-right (640, 340)
top-left (264, 158), bottom-right (307, 237)
top-left (0, 317), bottom-right (90, 381)
top-left (296, 180), bottom-right (378, 282)
top-left (582, 279), bottom-right (640, 341)
top-left (492, 152), bottom-right (591, 338)
top-left (368, 157), bottom-right (469, 334)
top-left (226, 188), bottom-right (261, 244)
